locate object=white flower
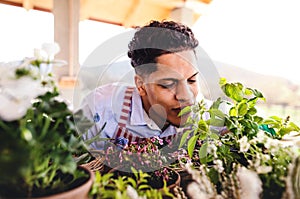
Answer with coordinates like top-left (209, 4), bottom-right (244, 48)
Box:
top-left (39, 63), bottom-right (53, 77)
top-left (0, 76), bottom-right (46, 121)
top-left (237, 167), bottom-right (262, 199)
top-left (186, 164), bottom-right (218, 198)
top-left (256, 165), bottom-right (272, 174)
top-left (256, 130), bottom-right (267, 143)
top-left (187, 182), bottom-right (212, 199)
top-left (126, 185), bottom-right (146, 199)
top-left (261, 154), bottom-right (270, 161)
top-left (238, 136), bottom-right (250, 152)
top-left (207, 141), bottom-right (217, 157)
top-left (0, 61), bottom-right (47, 121)
top-left (41, 42), bottom-right (60, 59)
top-left (34, 48), bottom-right (43, 60)
top-left (213, 159), bottom-right (224, 173)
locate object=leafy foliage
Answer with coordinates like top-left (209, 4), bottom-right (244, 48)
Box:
top-left (90, 168), bottom-right (173, 199)
top-left (179, 78), bottom-right (300, 198)
top-left (0, 53), bottom-right (91, 198)
top-left (0, 87), bottom-right (90, 198)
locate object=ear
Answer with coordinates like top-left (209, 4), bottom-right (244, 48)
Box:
top-left (134, 75), bottom-right (147, 96)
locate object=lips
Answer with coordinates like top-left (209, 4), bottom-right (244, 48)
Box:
top-left (172, 104), bottom-right (193, 116)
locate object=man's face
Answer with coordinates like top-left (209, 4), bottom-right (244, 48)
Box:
top-left (135, 50), bottom-right (200, 128)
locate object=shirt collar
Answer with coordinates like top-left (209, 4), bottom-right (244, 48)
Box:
top-left (130, 89), bottom-right (161, 131)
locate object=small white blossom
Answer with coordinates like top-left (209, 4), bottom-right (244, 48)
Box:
top-left (207, 141), bottom-right (217, 157)
top-left (126, 185), bottom-right (146, 199)
top-left (213, 159), bottom-right (224, 173)
top-left (238, 136), bottom-right (250, 152)
top-left (256, 130), bottom-right (267, 143)
top-left (256, 165), bottom-right (272, 174)
top-left (261, 154), bottom-right (270, 161)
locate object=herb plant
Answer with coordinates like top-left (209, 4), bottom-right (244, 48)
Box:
top-left (0, 44), bottom-right (91, 198)
top-left (179, 78), bottom-right (300, 198)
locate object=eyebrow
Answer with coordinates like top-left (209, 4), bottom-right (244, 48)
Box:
top-left (188, 72), bottom-right (199, 79)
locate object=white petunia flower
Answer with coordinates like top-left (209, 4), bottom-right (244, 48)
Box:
top-left (41, 42), bottom-right (60, 59)
top-left (0, 76), bottom-right (46, 121)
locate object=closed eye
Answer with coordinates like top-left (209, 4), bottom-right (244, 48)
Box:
top-left (158, 79), bottom-right (178, 89)
top-left (188, 79), bottom-right (197, 84)
top-left (159, 82), bottom-right (176, 89)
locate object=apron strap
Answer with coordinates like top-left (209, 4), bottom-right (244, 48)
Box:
top-left (117, 86), bottom-right (135, 127)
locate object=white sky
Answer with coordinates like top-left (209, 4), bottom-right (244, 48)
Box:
top-left (0, 0), bottom-right (300, 84)
top-left (193, 0), bottom-right (300, 84)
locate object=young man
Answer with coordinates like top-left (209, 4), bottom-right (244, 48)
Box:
top-left (81, 20), bottom-right (203, 149)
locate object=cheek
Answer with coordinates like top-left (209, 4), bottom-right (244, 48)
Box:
top-left (147, 87), bottom-right (175, 104)
top-left (191, 84), bottom-right (199, 96)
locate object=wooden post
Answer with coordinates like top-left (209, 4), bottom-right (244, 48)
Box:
top-left (52, 0), bottom-right (79, 87)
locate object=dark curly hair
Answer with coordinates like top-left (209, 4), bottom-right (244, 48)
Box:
top-left (128, 20), bottom-right (199, 76)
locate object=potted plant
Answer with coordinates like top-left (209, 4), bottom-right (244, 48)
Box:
top-left (89, 169), bottom-right (177, 199)
top-left (0, 43), bottom-right (94, 198)
top-left (100, 136), bottom-right (181, 192)
top-left (178, 78), bottom-right (300, 199)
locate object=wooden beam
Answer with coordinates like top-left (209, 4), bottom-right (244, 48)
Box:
top-left (22, 0), bottom-right (33, 10)
top-left (53, 0), bottom-right (79, 86)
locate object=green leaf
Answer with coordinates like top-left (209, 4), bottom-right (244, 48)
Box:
top-left (138, 184), bottom-right (151, 190)
top-left (248, 107), bottom-right (257, 115)
top-left (225, 83), bottom-right (243, 102)
top-left (237, 102), bottom-right (248, 116)
top-left (178, 106), bottom-right (191, 116)
top-left (209, 118), bottom-right (225, 127)
top-left (127, 178), bottom-right (136, 187)
top-left (209, 108), bottom-right (226, 120)
top-left (210, 98), bottom-right (223, 109)
top-left (219, 77), bottom-right (227, 86)
top-left (253, 116), bottom-right (263, 123)
top-left (229, 107), bottom-right (237, 117)
top-left (179, 130), bottom-right (191, 148)
top-left (187, 135), bottom-right (198, 158)
top-left (210, 133), bottom-right (219, 140)
top-left (199, 142), bottom-right (208, 163)
top-left (290, 122), bottom-right (300, 131)
top-left (251, 88), bottom-right (264, 98)
top-left (269, 116), bottom-right (283, 122)
top-left (244, 88), bottom-right (253, 96)
top-left (198, 120), bottom-right (209, 132)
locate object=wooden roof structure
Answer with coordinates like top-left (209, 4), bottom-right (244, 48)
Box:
top-left (0, 0), bottom-right (211, 27)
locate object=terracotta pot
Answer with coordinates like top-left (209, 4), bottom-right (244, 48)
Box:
top-left (1, 166), bottom-right (94, 199)
top-left (35, 166), bottom-right (94, 199)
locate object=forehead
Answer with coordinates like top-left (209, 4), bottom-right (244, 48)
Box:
top-left (146, 50), bottom-right (198, 82)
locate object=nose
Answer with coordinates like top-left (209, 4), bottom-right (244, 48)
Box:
top-left (175, 81), bottom-right (194, 103)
